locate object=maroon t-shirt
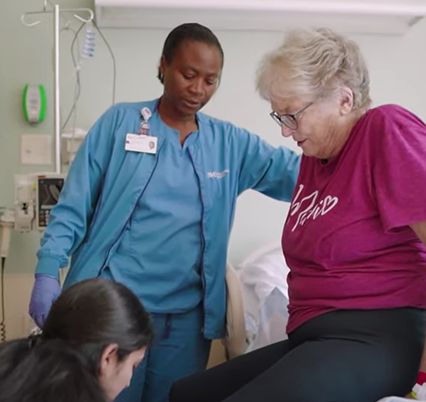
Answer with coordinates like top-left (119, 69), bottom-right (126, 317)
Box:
top-left (283, 105), bottom-right (426, 333)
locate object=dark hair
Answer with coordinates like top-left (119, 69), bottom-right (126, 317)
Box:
top-left (0, 339), bottom-right (106, 402)
top-left (157, 22), bottom-right (224, 83)
top-left (0, 278), bottom-right (153, 402)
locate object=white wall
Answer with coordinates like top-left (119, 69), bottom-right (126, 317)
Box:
top-left (2, 0), bottom-right (426, 278)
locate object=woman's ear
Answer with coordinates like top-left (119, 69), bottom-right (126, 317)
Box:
top-left (339, 86), bottom-right (354, 115)
top-left (159, 56), bottom-right (167, 83)
top-left (99, 344), bottom-right (120, 378)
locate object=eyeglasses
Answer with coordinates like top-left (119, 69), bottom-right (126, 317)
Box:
top-left (270, 102), bottom-right (313, 130)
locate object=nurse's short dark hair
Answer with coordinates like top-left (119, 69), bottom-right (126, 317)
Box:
top-left (0, 278), bottom-right (153, 402)
top-left (157, 22), bottom-right (224, 83)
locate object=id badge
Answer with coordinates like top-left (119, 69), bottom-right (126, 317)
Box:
top-left (125, 134), bottom-right (158, 154)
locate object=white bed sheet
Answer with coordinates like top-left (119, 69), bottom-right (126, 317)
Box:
top-left (237, 242), bottom-right (290, 352)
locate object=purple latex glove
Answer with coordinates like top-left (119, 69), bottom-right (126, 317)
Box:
top-left (29, 274), bottom-right (61, 328)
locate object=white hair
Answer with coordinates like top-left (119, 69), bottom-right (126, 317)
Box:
top-left (256, 28), bottom-right (371, 110)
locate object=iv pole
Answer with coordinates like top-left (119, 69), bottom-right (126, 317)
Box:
top-left (21, 1), bottom-right (94, 174)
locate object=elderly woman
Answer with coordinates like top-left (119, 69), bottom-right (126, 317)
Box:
top-left (169, 28), bottom-right (426, 402)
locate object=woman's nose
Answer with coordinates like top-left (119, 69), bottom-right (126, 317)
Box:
top-left (189, 79), bottom-right (203, 95)
top-left (281, 125), bottom-right (295, 138)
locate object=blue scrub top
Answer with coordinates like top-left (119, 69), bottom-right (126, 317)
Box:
top-left (37, 98), bottom-right (301, 338)
top-left (107, 118), bottom-right (203, 313)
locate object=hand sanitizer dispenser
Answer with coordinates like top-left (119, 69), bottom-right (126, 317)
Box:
top-left (22, 84), bottom-right (47, 124)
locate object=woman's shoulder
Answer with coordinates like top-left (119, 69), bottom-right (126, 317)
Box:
top-left (110, 99), bottom-right (159, 117)
top-left (197, 111), bottom-right (234, 130)
top-left (356, 103), bottom-right (426, 160)
top-left (363, 104), bottom-right (425, 127)
top-left (352, 104), bottom-right (426, 147)
top-left (197, 112), bottom-right (255, 142)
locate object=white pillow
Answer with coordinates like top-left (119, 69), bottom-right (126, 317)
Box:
top-left (238, 242), bottom-right (289, 316)
top-left (247, 287), bottom-right (289, 352)
top-left (237, 242), bottom-right (290, 351)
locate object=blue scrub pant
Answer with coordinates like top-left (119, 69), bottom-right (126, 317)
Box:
top-left (114, 305), bottom-right (212, 402)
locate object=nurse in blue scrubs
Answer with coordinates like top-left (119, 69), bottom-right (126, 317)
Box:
top-left (29, 23), bottom-right (300, 402)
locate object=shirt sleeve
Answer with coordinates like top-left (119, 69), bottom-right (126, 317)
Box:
top-left (35, 106), bottom-right (118, 276)
top-left (235, 127), bottom-right (301, 201)
top-left (372, 105), bottom-right (426, 232)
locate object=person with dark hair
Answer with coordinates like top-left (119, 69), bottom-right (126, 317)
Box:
top-left (0, 278), bottom-right (152, 402)
top-left (157, 22), bottom-right (224, 84)
top-left (28, 22), bottom-right (300, 402)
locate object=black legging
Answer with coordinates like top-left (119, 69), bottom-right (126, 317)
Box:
top-left (170, 308), bottom-right (425, 402)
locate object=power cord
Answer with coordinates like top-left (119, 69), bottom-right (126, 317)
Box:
top-left (61, 19), bottom-right (117, 132)
top-left (61, 22), bottom-right (85, 131)
top-left (0, 257), bottom-right (6, 342)
top-left (93, 19), bottom-right (117, 106)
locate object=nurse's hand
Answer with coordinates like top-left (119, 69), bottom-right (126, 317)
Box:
top-left (29, 274), bottom-right (61, 328)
